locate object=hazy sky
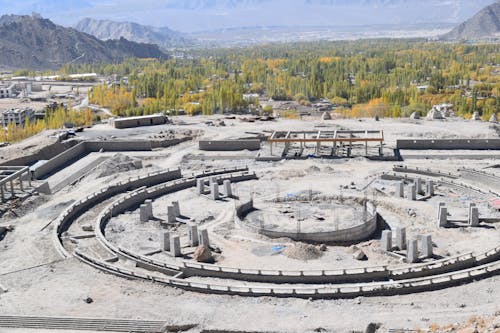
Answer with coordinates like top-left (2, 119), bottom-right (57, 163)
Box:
top-left (0, 0), bottom-right (497, 32)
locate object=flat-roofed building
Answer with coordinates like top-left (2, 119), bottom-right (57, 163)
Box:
top-left (111, 114), bottom-right (167, 129)
top-left (1, 107), bottom-right (35, 127)
top-left (0, 84), bottom-right (15, 98)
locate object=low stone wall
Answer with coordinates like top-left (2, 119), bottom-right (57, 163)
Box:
top-left (0, 140), bottom-right (78, 167)
top-left (397, 139), bottom-right (500, 150)
top-left (199, 140), bottom-right (261, 151)
top-left (235, 199), bottom-right (378, 243)
top-left (33, 142), bottom-right (88, 179)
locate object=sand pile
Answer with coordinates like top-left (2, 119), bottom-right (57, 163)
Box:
top-left (95, 153), bottom-right (143, 178)
top-left (283, 243), bottom-right (322, 261)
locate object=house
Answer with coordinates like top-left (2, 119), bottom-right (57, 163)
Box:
top-left (1, 108), bottom-right (35, 127)
top-left (110, 114), bottom-right (167, 129)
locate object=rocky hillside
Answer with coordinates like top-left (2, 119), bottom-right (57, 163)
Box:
top-left (75, 18), bottom-right (194, 49)
top-left (0, 14), bottom-right (167, 70)
top-left (441, 1), bottom-right (500, 40)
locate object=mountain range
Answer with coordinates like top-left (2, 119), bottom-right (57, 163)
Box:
top-left (0, 14), bottom-right (167, 70)
top-left (441, 1), bottom-right (500, 40)
top-left (75, 18), bottom-right (194, 49)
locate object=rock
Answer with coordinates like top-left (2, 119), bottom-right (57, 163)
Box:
top-left (490, 113), bottom-right (498, 123)
top-left (321, 112), bottom-right (331, 120)
top-left (426, 108), bottom-right (444, 120)
top-left (319, 244), bottom-right (327, 251)
top-left (409, 111), bottom-right (421, 119)
top-left (193, 245), bottom-right (214, 263)
top-left (84, 297), bottom-right (93, 304)
top-left (365, 322), bottom-right (381, 333)
top-left (374, 115), bottom-right (380, 121)
top-left (353, 249), bottom-right (367, 261)
top-left (81, 225), bottom-right (94, 232)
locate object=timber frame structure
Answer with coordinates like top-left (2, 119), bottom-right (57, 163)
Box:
top-left (267, 130), bottom-right (385, 157)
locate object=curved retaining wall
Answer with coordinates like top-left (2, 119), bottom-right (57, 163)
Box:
top-left (235, 199), bottom-right (378, 243)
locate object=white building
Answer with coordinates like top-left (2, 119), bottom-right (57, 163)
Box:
top-left (1, 108), bottom-right (35, 127)
top-left (0, 83), bottom-right (15, 98)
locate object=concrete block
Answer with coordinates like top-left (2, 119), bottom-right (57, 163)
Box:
top-left (145, 199), bottom-right (153, 218)
top-left (198, 228), bottom-right (210, 247)
top-left (415, 178), bottom-right (422, 194)
top-left (395, 227), bottom-right (406, 250)
top-left (172, 201), bottom-right (180, 216)
top-left (223, 179), bottom-right (233, 197)
top-left (209, 176), bottom-right (217, 187)
top-left (395, 182), bottom-right (404, 198)
top-left (197, 179), bottom-right (205, 194)
top-left (140, 204), bottom-right (149, 222)
top-left (420, 234), bottom-right (433, 258)
top-left (427, 180), bottom-right (434, 196)
top-left (381, 230), bottom-right (392, 251)
top-left (167, 206), bottom-right (176, 223)
top-left (406, 239), bottom-right (418, 263)
top-left (161, 231), bottom-right (170, 251)
top-left (170, 235), bottom-right (182, 257)
top-left (436, 202), bottom-right (445, 221)
top-left (188, 224), bottom-right (199, 247)
top-left (469, 206), bottom-right (479, 227)
top-left (406, 184), bottom-right (416, 200)
top-left (438, 206), bottom-right (447, 227)
top-left (211, 182), bottom-right (219, 200)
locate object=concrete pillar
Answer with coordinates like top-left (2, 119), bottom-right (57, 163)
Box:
top-left (9, 180), bottom-right (14, 196)
top-left (211, 182), bottom-right (219, 200)
top-left (167, 206), bottom-right (176, 223)
top-left (436, 202), bottom-right (445, 221)
top-left (415, 178), bottom-right (422, 194)
top-left (420, 235), bottom-right (433, 258)
top-left (381, 230), bottom-right (392, 251)
top-left (395, 227), bottom-right (406, 250)
top-left (170, 235), bottom-right (182, 257)
top-left (19, 177), bottom-right (23, 191)
top-left (406, 184), bottom-right (416, 200)
top-left (427, 180), bottom-right (434, 196)
top-left (209, 177), bottom-right (217, 187)
top-left (395, 181), bottom-right (404, 198)
top-left (145, 199), bottom-right (153, 218)
top-left (161, 231), bottom-right (170, 251)
top-left (0, 184), bottom-right (4, 202)
top-left (188, 224), bottom-right (199, 247)
top-left (172, 201), bottom-right (180, 216)
top-left (139, 204), bottom-right (149, 222)
top-left (223, 179), bottom-right (232, 197)
top-left (406, 239), bottom-right (418, 263)
top-left (438, 205), bottom-right (447, 227)
top-left (468, 203), bottom-right (476, 219)
top-left (469, 206), bottom-right (479, 227)
top-left (198, 228), bottom-right (210, 247)
top-left (197, 179), bottom-right (205, 194)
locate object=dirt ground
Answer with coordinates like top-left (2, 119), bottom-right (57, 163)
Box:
top-left (0, 115), bottom-right (499, 332)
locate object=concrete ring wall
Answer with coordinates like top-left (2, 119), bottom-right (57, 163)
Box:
top-left (397, 139), bottom-right (500, 150)
top-left (234, 199), bottom-right (378, 243)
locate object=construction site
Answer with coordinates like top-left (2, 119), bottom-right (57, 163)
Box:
top-left (0, 114), bottom-right (499, 333)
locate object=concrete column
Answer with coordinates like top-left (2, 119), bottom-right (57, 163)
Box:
top-left (395, 181), bottom-right (404, 198)
top-left (9, 180), bottom-right (14, 196)
top-left (19, 177), bottom-right (23, 191)
top-left (209, 177), bottom-right (217, 187)
top-left (145, 199), bottom-right (153, 218)
top-left (139, 204), bottom-right (149, 222)
top-left (170, 235), bottom-right (182, 257)
top-left (395, 227), bottom-right (406, 250)
top-left (172, 201), bottom-right (180, 216)
top-left (381, 230), bottom-right (392, 251)
top-left (436, 202), bottom-right (445, 221)
top-left (167, 206), bottom-right (176, 223)
top-left (438, 206), bottom-right (447, 227)
top-left (427, 180), bottom-right (434, 196)
top-left (406, 239), bottom-right (418, 263)
top-left (198, 228), bottom-right (210, 247)
top-left (188, 224), bottom-right (199, 247)
top-left (415, 178), bottom-right (421, 194)
top-left (469, 206), bottom-right (479, 227)
top-left (223, 180), bottom-right (232, 197)
top-left (211, 182), bottom-right (219, 200)
top-left (406, 184), bottom-right (416, 200)
top-left (468, 203), bottom-right (476, 219)
top-left (197, 179), bottom-right (205, 194)
top-left (161, 231), bottom-right (170, 251)
top-left (0, 184), bottom-right (4, 202)
top-left (420, 235), bottom-right (433, 258)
